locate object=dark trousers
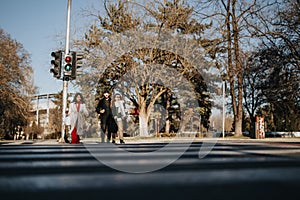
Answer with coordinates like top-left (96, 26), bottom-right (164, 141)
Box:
top-left (101, 116), bottom-right (112, 141)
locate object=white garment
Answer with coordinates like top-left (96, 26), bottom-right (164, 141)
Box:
top-left (64, 114), bottom-right (70, 126)
top-left (114, 100), bottom-right (126, 117)
top-left (69, 102), bottom-right (89, 136)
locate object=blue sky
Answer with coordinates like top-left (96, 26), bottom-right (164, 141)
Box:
top-left (0, 0), bottom-right (101, 95)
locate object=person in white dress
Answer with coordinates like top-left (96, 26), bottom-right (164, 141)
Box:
top-left (69, 93), bottom-right (89, 144)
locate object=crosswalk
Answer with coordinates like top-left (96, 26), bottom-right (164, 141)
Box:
top-left (1, 139), bottom-right (300, 200)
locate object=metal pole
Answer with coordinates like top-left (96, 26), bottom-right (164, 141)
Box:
top-left (65, 0), bottom-right (71, 55)
top-left (222, 80), bottom-right (225, 139)
top-left (46, 94), bottom-right (49, 125)
top-left (46, 94), bottom-right (50, 139)
top-left (36, 96), bottom-right (39, 126)
top-left (59, 0), bottom-right (72, 143)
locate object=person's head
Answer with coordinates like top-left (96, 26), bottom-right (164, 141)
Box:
top-left (73, 93), bottom-right (84, 103)
top-left (114, 93), bottom-right (122, 101)
top-left (103, 90), bottom-right (110, 99)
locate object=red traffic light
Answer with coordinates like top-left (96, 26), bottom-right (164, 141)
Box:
top-left (65, 55), bottom-right (72, 63)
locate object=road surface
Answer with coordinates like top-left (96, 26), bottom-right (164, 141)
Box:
top-left (0, 138), bottom-right (300, 200)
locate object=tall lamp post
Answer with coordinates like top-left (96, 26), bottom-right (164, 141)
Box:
top-left (59, 0), bottom-right (72, 143)
top-left (221, 73), bottom-right (228, 139)
top-left (222, 79), bottom-right (225, 139)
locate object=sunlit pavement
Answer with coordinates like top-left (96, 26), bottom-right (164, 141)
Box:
top-left (1, 137), bottom-right (300, 200)
top-left (2, 136), bottom-right (300, 145)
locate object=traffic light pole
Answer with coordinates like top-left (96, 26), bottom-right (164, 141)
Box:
top-left (59, 0), bottom-right (72, 143)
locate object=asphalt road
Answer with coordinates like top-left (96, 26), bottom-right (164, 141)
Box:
top-left (1, 138), bottom-right (300, 200)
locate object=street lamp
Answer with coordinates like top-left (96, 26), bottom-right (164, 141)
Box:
top-left (221, 73), bottom-right (228, 139)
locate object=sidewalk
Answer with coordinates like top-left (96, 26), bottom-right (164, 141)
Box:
top-left (1, 136), bottom-right (300, 145)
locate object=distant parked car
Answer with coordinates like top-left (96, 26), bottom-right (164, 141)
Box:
top-left (242, 132), bottom-right (250, 137)
top-left (265, 132), bottom-right (282, 138)
top-left (218, 132), bottom-right (235, 137)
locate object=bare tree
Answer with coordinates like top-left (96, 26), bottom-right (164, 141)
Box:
top-left (0, 28), bottom-right (36, 138)
top-left (75, 0), bottom-right (215, 137)
top-left (242, 0), bottom-right (300, 132)
top-left (194, 0), bottom-right (280, 136)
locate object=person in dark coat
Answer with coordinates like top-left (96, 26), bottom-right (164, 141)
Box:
top-left (96, 91), bottom-right (118, 143)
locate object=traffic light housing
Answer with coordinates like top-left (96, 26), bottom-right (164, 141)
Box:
top-left (50, 51), bottom-right (62, 79)
top-left (71, 51), bottom-right (84, 79)
top-left (63, 54), bottom-right (73, 78)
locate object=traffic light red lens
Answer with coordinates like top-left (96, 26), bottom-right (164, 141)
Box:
top-left (65, 56), bottom-right (72, 63)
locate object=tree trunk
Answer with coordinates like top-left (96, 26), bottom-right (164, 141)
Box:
top-left (225, 0), bottom-right (240, 135)
top-left (235, 114), bottom-right (243, 136)
top-left (165, 96), bottom-right (171, 134)
top-left (232, 1), bottom-right (243, 137)
top-left (139, 111), bottom-right (149, 137)
top-left (234, 72), bottom-right (243, 136)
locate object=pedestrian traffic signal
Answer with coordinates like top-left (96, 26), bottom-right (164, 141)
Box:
top-left (64, 54), bottom-right (73, 78)
top-left (71, 51), bottom-right (84, 79)
top-left (50, 51), bottom-right (62, 79)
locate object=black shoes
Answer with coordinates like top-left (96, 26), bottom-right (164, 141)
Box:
top-left (110, 139), bottom-right (125, 144)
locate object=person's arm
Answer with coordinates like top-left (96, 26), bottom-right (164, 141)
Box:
top-left (96, 100), bottom-right (105, 115)
top-left (122, 102), bottom-right (127, 117)
top-left (95, 100), bottom-right (102, 114)
top-left (69, 103), bottom-right (74, 114)
top-left (111, 103), bottom-right (117, 117)
top-left (82, 103), bottom-right (89, 117)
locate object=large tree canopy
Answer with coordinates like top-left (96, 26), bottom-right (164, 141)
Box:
top-left (242, 0), bottom-right (300, 132)
top-left (74, 0), bottom-right (217, 136)
top-left (0, 28), bottom-right (36, 138)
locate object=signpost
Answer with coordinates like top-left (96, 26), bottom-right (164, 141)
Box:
top-left (255, 116), bottom-right (265, 139)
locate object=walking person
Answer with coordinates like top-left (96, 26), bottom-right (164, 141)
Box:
top-left (69, 93), bottom-right (89, 144)
top-left (112, 93), bottom-right (126, 144)
top-left (96, 90), bottom-right (118, 143)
